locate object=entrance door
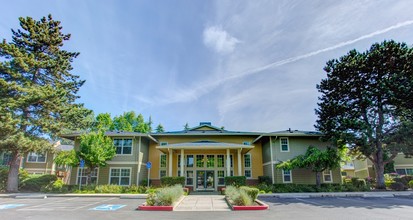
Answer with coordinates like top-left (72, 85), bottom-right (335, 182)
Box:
top-left (196, 170), bottom-right (214, 190)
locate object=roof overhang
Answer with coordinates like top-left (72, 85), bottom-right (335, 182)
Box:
top-left (156, 142), bottom-right (254, 154)
top-left (60, 132), bottom-right (158, 143)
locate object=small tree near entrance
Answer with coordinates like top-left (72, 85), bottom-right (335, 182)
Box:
top-left (276, 146), bottom-right (341, 188)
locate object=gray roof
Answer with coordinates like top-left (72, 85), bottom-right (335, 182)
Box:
top-left (56, 145), bottom-right (74, 151)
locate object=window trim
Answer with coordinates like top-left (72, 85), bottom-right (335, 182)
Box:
top-left (26, 152), bottom-right (47, 163)
top-left (109, 167), bottom-right (131, 186)
top-left (160, 154), bottom-right (167, 168)
top-left (282, 169), bottom-right (292, 183)
top-left (76, 167), bottom-right (99, 185)
top-left (280, 137), bottom-right (289, 152)
top-left (113, 138), bottom-right (133, 156)
top-left (323, 170), bottom-right (333, 183)
top-left (244, 153), bottom-right (252, 179)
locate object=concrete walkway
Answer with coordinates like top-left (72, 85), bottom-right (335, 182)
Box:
top-left (174, 195), bottom-right (230, 211)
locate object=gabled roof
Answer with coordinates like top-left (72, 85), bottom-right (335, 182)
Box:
top-left (151, 122), bottom-right (261, 136)
top-left (61, 131), bottom-right (158, 143)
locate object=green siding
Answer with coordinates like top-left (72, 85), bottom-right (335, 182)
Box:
top-left (274, 168), bottom-right (341, 184)
top-left (263, 164), bottom-right (272, 179)
top-left (272, 137), bottom-right (328, 162)
top-left (262, 141), bottom-right (271, 163)
top-left (355, 169), bottom-right (369, 179)
top-left (393, 154), bottom-right (413, 165)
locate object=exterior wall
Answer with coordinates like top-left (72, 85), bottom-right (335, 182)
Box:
top-left (272, 136), bottom-right (329, 162)
top-left (274, 167), bottom-right (341, 184)
top-left (23, 151), bottom-right (55, 174)
top-left (355, 169), bottom-right (369, 179)
top-left (261, 140), bottom-right (271, 164)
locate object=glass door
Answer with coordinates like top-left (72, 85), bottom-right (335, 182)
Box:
top-left (196, 170), bottom-right (214, 190)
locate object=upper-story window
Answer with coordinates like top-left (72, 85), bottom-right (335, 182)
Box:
top-left (113, 138), bottom-right (132, 155)
top-left (160, 142), bottom-right (168, 146)
top-left (243, 141), bottom-right (251, 145)
top-left (27, 152), bottom-right (46, 163)
top-left (280, 138), bottom-right (289, 152)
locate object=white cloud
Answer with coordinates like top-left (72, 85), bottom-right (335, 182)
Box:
top-left (203, 25), bottom-right (240, 54)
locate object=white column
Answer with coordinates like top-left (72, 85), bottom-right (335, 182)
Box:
top-left (168, 149), bottom-right (173, 176)
top-left (226, 149), bottom-right (230, 176)
top-left (237, 149), bottom-right (242, 176)
top-left (180, 149), bottom-right (184, 177)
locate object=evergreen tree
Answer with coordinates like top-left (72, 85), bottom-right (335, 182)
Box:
top-left (155, 124), bottom-right (165, 133)
top-left (184, 123), bottom-right (190, 131)
top-left (0, 15), bottom-right (91, 192)
top-left (316, 40), bottom-right (413, 189)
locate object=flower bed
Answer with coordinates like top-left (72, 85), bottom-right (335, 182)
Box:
top-left (137, 184), bottom-right (184, 211)
top-left (224, 185), bottom-right (269, 211)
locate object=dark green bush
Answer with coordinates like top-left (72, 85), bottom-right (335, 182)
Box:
top-left (351, 178), bottom-right (366, 188)
top-left (258, 176), bottom-right (271, 185)
top-left (0, 167), bottom-right (8, 192)
top-left (20, 174), bottom-right (57, 192)
top-left (401, 175), bottom-right (413, 184)
top-left (224, 176), bottom-right (246, 186)
top-left (140, 179), bottom-right (151, 186)
top-left (390, 182), bottom-right (406, 191)
top-left (41, 179), bottom-right (69, 193)
top-left (161, 176), bottom-right (185, 186)
top-left (240, 186), bottom-right (259, 201)
top-left (408, 180), bottom-right (413, 189)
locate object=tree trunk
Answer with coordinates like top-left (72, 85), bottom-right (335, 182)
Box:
top-left (315, 172), bottom-right (321, 188)
top-left (6, 152), bottom-right (21, 192)
top-left (374, 161), bottom-right (386, 189)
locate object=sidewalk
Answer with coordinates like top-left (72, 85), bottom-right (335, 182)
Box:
top-left (259, 191), bottom-right (413, 198)
top-left (174, 195), bottom-right (230, 211)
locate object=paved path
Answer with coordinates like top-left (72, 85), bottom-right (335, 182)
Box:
top-left (174, 195), bottom-right (230, 211)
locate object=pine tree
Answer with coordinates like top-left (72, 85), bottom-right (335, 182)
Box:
top-left (155, 124), bottom-right (165, 133)
top-left (0, 15), bottom-right (91, 192)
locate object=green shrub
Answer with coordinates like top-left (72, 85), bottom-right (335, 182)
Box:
top-left (385, 180), bottom-right (395, 188)
top-left (258, 176), bottom-right (271, 185)
top-left (390, 182), bottom-right (406, 191)
top-left (146, 185), bottom-right (183, 206)
top-left (41, 179), bottom-right (69, 193)
top-left (351, 178), bottom-right (366, 188)
top-left (124, 185), bottom-right (147, 194)
top-left (240, 186), bottom-right (259, 201)
top-left (233, 190), bottom-right (253, 206)
top-left (140, 179), bottom-right (151, 186)
top-left (0, 167), bottom-right (8, 192)
top-left (408, 180), bottom-right (413, 189)
top-left (224, 176), bottom-right (246, 186)
top-left (94, 184), bottom-right (124, 193)
top-left (160, 177), bottom-right (185, 186)
top-left (20, 174), bottom-right (57, 192)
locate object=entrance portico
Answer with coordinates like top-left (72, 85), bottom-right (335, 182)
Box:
top-left (156, 141), bottom-right (253, 191)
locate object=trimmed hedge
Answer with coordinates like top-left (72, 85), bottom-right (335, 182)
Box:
top-left (224, 176), bottom-right (246, 186)
top-left (161, 176), bottom-right (185, 186)
top-left (390, 182), bottom-right (406, 191)
top-left (146, 184), bottom-right (183, 206)
top-left (258, 176), bottom-right (271, 185)
top-left (20, 174), bottom-right (57, 192)
top-left (256, 183), bottom-right (371, 193)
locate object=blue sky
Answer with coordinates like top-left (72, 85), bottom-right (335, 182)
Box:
top-left (2, 0), bottom-right (413, 132)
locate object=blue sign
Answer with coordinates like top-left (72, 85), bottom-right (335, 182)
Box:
top-left (0, 204), bottom-right (25, 210)
top-left (146, 161), bottom-right (152, 169)
top-left (80, 159), bottom-right (85, 168)
top-left (91, 204), bottom-right (126, 211)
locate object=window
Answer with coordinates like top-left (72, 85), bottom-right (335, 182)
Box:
top-left (217, 170), bottom-right (225, 185)
top-left (1, 152), bottom-right (12, 165)
top-left (282, 169), bottom-right (292, 183)
top-left (217, 155), bottom-right (225, 168)
top-left (114, 139), bottom-right (132, 155)
top-left (323, 170), bottom-right (333, 182)
top-left (396, 168), bottom-right (413, 175)
top-left (186, 171), bottom-right (193, 185)
top-left (77, 167), bottom-right (98, 185)
top-left (207, 155), bottom-right (215, 168)
top-left (244, 170), bottom-right (252, 178)
top-left (243, 141), bottom-right (251, 145)
top-left (244, 154), bottom-right (252, 178)
top-left (109, 168), bottom-right (131, 185)
top-left (160, 142), bottom-right (168, 146)
top-left (160, 170), bottom-right (167, 178)
top-left (280, 138), bottom-right (289, 152)
top-left (178, 155), bottom-right (181, 167)
top-left (196, 155), bottom-right (204, 167)
top-left (186, 155), bottom-right (194, 167)
top-left (160, 154), bottom-right (167, 168)
top-left (27, 152), bottom-right (46, 163)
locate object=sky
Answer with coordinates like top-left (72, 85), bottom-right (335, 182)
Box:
top-left (1, 0), bottom-right (413, 132)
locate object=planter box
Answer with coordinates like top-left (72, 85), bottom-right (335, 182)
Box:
top-left (137, 195), bottom-right (185, 211)
top-left (137, 204), bottom-right (174, 211)
top-left (226, 197), bottom-right (269, 211)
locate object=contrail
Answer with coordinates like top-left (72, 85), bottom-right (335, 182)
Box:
top-left (141, 20), bottom-right (413, 105)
